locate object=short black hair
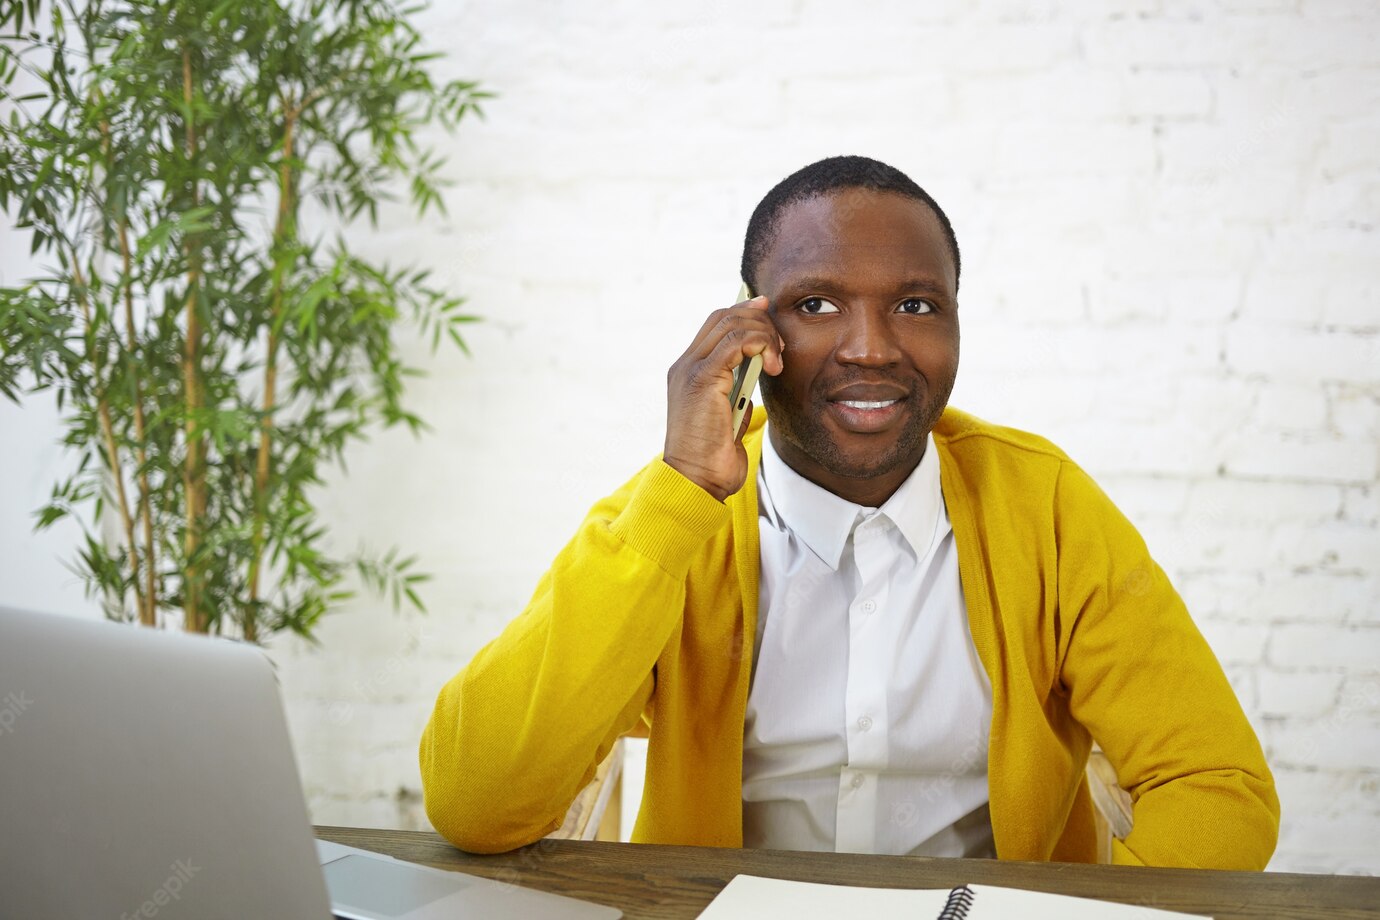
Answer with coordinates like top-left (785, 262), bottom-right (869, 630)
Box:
top-left (740, 155), bottom-right (961, 296)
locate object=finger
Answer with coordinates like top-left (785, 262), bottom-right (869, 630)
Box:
top-left (735, 398), bottom-right (754, 442)
top-left (690, 303), bottom-right (778, 358)
top-left (764, 332), bottom-right (786, 376)
top-left (745, 296), bottom-right (787, 370)
top-left (685, 296), bottom-right (769, 357)
top-left (737, 317), bottom-right (786, 376)
top-left (695, 317), bottom-right (783, 377)
top-left (684, 308), bottom-right (731, 358)
top-left (703, 326), bottom-right (783, 381)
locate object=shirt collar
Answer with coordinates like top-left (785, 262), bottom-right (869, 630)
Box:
top-left (759, 422), bottom-right (946, 571)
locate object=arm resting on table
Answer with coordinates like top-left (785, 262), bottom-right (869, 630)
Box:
top-left (1054, 461), bottom-right (1280, 870)
top-left (419, 460), bottom-right (730, 853)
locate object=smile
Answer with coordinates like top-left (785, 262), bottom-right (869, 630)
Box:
top-left (837, 399), bottom-right (899, 409)
top-left (825, 397), bottom-right (907, 433)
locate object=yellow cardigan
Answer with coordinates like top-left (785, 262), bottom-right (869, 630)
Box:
top-left (420, 406), bottom-right (1279, 868)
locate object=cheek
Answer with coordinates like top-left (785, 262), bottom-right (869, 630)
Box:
top-left (911, 328), bottom-right (959, 374)
top-left (776, 322), bottom-right (833, 375)
top-left (776, 343), bottom-right (828, 396)
top-left (762, 345), bottom-right (820, 410)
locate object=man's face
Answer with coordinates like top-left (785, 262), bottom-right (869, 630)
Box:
top-left (756, 189), bottom-right (960, 504)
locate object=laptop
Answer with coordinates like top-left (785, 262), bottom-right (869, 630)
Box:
top-left (0, 606), bottom-right (621, 919)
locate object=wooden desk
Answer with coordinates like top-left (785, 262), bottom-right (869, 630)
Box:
top-left (316, 826), bottom-right (1380, 920)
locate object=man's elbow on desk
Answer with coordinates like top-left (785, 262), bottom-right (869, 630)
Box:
top-left (419, 749), bottom-right (562, 854)
top-left (418, 716), bottom-right (563, 854)
top-left (423, 792), bottom-right (557, 855)
top-left (1117, 767), bottom-right (1281, 870)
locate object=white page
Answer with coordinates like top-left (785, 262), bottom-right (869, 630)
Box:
top-left (696, 875), bottom-right (951, 919)
top-left (697, 875), bottom-right (1211, 920)
top-left (966, 883), bottom-right (1210, 919)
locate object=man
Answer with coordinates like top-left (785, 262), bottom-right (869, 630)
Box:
top-left (419, 155), bottom-right (1279, 868)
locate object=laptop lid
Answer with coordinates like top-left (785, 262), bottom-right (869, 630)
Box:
top-left (0, 607), bottom-right (332, 919)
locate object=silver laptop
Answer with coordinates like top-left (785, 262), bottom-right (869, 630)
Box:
top-left (0, 606), bottom-right (620, 919)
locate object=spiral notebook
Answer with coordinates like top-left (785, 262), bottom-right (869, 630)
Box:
top-left (697, 875), bottom-right (1209, 919)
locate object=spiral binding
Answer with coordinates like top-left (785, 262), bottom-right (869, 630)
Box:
top-left (936, 884), bottom-right (977, 919)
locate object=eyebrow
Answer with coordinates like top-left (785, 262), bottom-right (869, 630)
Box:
top-left (777, 275), bottom-right (951, 298)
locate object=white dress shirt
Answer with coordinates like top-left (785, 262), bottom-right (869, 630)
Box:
top-left (741, 422), bottom-right (996, 857)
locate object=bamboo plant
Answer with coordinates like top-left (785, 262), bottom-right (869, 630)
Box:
top-left (0, 0), bottom-right (489, 641)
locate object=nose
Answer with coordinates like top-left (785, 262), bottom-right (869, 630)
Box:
top-left (834, 306), bottom-right (903, 368)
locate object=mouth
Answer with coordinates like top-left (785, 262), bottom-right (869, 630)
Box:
top-left (837, 399), bottom-right (900, 410)
top-left (825, 396), bottom-right (907, 433)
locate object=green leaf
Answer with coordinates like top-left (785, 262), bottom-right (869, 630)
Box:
top-left (4, 0), bottom-right (472, 644)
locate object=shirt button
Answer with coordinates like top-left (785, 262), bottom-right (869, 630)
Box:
top-left (861, 599), bottom-right (876, 614)
top-left (851, 773), bottom-right (864, 789)
top-left (857, 716), bottom-right (873, 732)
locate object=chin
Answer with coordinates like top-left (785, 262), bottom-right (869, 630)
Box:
top-left (767, 392), bottom-right (931, 471)
top-left (819, 441), bottom-right (919, 481)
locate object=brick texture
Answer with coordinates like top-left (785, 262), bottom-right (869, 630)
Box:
top-left (2, 0), bottom-right (1376, 875)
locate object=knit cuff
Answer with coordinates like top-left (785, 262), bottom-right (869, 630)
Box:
top-left (609, 460), bottom-right (732, 576)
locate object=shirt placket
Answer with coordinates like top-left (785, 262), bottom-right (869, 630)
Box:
top-left (836, 511), bottom-right (891, 854)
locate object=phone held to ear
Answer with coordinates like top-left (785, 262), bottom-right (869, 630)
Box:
top-left (728, 281), bottom-right (764, 435)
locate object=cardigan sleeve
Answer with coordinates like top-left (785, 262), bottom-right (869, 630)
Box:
top-left (419, 459), bottom-right (731, 853)
top-left (1053, 460), bottom-right (1280, 869)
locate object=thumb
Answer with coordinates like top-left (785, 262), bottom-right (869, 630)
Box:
top-left (735, 399), bottom-right (754, 442)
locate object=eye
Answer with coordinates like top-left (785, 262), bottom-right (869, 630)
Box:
top-left (897, 298), bottom-right (936, 315)
top-left (798, 296), bottom-right (840, 315)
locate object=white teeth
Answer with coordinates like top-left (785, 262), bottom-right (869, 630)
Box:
top-left (839, 399), bottom-right (899, 409)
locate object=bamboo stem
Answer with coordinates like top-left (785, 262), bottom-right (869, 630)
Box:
top-left (181, 44), bottom-right (207, 633)
top-left (246, 105), bottom-right (297, 644)
top-left (69, 252), bottom-right (145, 622)
top-left (118, 220), bottom-right (158, 627)
top-left (101, 113), bottom-right (159, 627)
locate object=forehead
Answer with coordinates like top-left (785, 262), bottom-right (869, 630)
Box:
top-left (760, 189), bottom-right (956, 295)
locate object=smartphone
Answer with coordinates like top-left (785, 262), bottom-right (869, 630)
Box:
top-left (728, 281), bottom-right (764, 435)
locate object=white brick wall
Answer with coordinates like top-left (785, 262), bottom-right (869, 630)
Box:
top-left (3, 0), bottom-right (1377, 875)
